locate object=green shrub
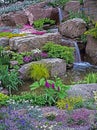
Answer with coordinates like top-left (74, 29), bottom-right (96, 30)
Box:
top-left (30, 78), bottom-right (45, 91)
top-left (84, 22), bottom-right (97, 38)
top-left (29, 63), bottom-right (50, 81)
top-left (42, 42), bottom-right (74, 63)
top-left (33, 18), bottom-right (55, 30)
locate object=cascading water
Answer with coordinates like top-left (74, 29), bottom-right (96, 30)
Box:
top-left (58, 7), bottom-right (63, 24)
top-left (61, 39), bottom-right (81, 63)
top-left (73, 42), bottom-right (81, 63)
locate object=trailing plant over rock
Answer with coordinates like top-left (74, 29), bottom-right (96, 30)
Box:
top-left (42, 42), bottom-right (74, 63)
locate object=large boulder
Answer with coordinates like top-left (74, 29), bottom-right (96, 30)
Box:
top-left (68, 83), bottom-right (97, 99)
top-left (0, 37), bottom-right (9, 47)
top-left (9, 32), bottom-right (62, 52)
top-left (0, 2), bottom-right (59, 26)
top-left (19, 58), bottom-right (66, 80)
top-left (59, 18), bottom-right (87, 38)
top-left (1, 11), bottom-right (28, 26)
top-left (64, 1), bottom-right (80, 13)
top-left (25, 2), bottom-right (59, 24)
top-left (86, 36), bottom-right (97, 65)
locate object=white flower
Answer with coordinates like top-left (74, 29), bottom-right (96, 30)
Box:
top-left (32, 48), bottom-right (41, 54)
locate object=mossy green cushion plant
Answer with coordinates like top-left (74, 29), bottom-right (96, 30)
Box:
top-left (29, 63), bottom-right (50, 81)
top-left (84, 22), bottom-right (97, 38)
top-left (42, 42), bottom-right (74, 64)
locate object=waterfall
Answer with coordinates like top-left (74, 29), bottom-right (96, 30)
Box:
top-left (73, 42), bottom-right (81, 63)
top-left (58, 7), bottom-right (63, 24)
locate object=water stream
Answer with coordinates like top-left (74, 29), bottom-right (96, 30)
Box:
top-left (74, 41), bottom-right (81, 63)
top-left (58, 7), bottom-right (63, 24)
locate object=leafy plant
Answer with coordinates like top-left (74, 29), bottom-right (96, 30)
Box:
top-left (42, 42), bottom-right (74, 63)
top-left (30, 77), bottom-right (70, 106)
top-left (44, 77), bottom-right (70, 105)
top-left (33, 18), bottom-right (55, 30)
top-left (0, 65), bottom-right (23, 95)
top-left (29, 63), bottom-right (50, 81)
top-left (84, 22), bottom-right (97, 38)
top-left (56, 96), bottom-right (83, 110)
top-left (30, 78), bottom-right (45, 91)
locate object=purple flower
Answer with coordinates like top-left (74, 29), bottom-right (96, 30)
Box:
top-left (45, 81), bottom-right (50, 88)
top-left (51, 83), bottom-right (55, 89)
top-left (66, 104), bottom-right (68, 109)
top-left (23, 56), bottom-right (32, 63)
